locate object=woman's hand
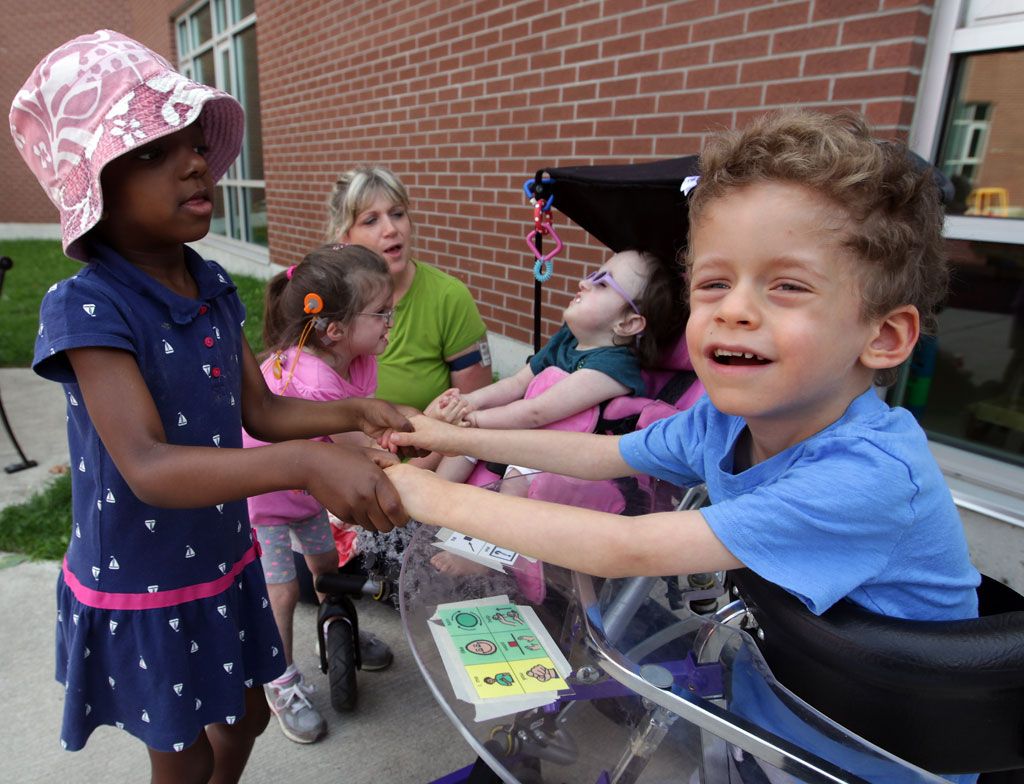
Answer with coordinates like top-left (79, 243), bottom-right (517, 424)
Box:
top-left (306, 443), bottom-right (407, 532)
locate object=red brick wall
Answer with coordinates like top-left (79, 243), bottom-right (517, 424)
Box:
top-left (2, 0), bottom-right (935, 345)
top-left (257, 0), bottom-right (934, 344)
top-left (0, 0), bottom-right (177, 226)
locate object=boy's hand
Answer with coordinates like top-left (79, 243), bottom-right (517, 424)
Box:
top-left (387, 414), bottom-right (466, 456)
top-left (384, 462), bottom-right (446, 521)
top-left (307, 443), bottom-right (408, 532)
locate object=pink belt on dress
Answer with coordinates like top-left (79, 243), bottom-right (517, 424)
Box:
top-left (62, 537), bottom-right (262, 611)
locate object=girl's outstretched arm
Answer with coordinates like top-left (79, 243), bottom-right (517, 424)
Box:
top-left (390, 414), bottom-right (634, 480)
top-left (470, 368), bottom-right (627, 430)
top-left (68, 346), bottom-right (408, 531)
top-left (457, 362), bottom-right (535, 412)
top-left (386, 464), bottom-right (742, 577)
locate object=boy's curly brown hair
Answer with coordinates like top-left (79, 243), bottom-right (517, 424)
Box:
top-left (687, 110), bottom-right (948, 385)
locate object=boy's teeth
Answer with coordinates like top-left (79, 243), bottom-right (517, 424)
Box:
top-left (714, 349), bottom-right (765, 360)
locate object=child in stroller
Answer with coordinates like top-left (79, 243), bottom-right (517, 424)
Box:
top-left (423, 247), bottom-right (686, 575)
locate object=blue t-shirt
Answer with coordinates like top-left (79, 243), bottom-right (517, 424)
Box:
top-left (529, 323), bottom-right (645, 396)
top-left (619, 390), bottom-right (979, 621)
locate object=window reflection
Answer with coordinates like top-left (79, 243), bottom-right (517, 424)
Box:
top-left (906, 241), bottom-right (1024, 465)
top-left (175, 1), bottom-right (265, 247)
top-left (938, 48), bottom-right (1024, 219)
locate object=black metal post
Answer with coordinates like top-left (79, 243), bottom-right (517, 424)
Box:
top-left (0, 256), bottom-right (39, 473)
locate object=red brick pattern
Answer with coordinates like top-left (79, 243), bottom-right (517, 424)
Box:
top-left (1, 0), bottom-right (934, 346)
top-left (0, 2), bottom-right (178, 227)
top-left (257, 0), bottom-right (934, 344)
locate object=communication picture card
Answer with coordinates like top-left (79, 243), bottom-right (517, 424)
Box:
top-left (428, 595), bottom-right (572, 722)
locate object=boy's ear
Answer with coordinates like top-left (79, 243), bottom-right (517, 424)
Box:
top-left (614, 312), bottom-right (646, 338)
top-left (860, 305), bottom-right (920, 371)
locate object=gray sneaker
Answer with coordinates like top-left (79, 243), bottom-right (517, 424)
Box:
top-left (358, 629), bottom-right (394, 671)
top-left (264, 671), bottom-right (326, 744)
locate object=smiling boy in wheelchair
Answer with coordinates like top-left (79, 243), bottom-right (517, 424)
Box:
top-left (385, 108), bottom-right (980, 626)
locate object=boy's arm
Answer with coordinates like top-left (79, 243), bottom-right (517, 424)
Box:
top-left (471, 368), bottom-right (628, 430)
top-left (386, 464), bottom-right (742, 577)
top-left (390, 415), bottom-right (634, 480)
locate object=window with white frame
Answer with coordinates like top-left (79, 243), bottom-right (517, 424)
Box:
top-left (175, 0), bottom-right (266, 247)
top-left (905, 1), bottom-right (1024, 470)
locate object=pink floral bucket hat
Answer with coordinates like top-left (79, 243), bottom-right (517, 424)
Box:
top-left (9, 29), bottom-right (244, 262)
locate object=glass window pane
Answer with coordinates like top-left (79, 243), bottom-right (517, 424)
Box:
top-left (210, 185), bottom-right (227, 237)
top-left (227, 186), bottom-right (242, 240)
top-left (937, 48), bottom-right (1024, 218)
top-left (905, 240), bottom-right (1024, 466)
top-left (195, 49), bottom-right (216, 88)
top-left (177, 21), bottom-right (188, 56)
top-left (213, 0), bottom-right (226, 34)
top-left (192, 4), bottom-right (213, 47)
top-left (245, 187), bottom-right (268, 246)
top-left (234, 0), bottom-right (256, 22)
top-left (235, 26), bottom-right (263, 180)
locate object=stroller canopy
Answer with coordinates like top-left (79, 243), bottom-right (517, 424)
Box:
top-left (536, 156), bottom-right (700, 265)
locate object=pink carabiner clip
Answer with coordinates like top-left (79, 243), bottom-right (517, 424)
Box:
top-left (526, 223), bottom-right (563, 262)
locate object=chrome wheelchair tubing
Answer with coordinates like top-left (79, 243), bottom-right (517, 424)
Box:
top-left (572, 570), bottom-right (946, 784)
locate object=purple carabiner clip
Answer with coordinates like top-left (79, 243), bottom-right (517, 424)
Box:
top-left (526, 223), bottom-right (562, 262)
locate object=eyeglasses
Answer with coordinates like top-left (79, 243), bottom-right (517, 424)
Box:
top-left (358, 307), bottom-right (395, 327)
top-left (583, 270), bottom-right (641, 314)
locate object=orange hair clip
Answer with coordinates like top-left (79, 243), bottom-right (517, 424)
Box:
top-left (303, 293), bottom-right (324, 314)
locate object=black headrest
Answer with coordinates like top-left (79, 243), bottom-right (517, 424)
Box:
top-left (729, 568), bottom-right (1024, 774)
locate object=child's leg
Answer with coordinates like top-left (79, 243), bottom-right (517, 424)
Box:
top-left (435, 454), bottom-right (478, 483)
top-left (307, 548), bottom-right (340, 603)
top-left (500, 466), bottom-right (533, 498)
top-left (256, 525), bottom-right (301, 664)
top-left (430, 467), bottom-right (533, 575)
top-left (149, 732), bottom-right (214, 784)
top-left (205, 686), bottom-right (271, 783)
top-left (147, 688), bottom-right (269, 784)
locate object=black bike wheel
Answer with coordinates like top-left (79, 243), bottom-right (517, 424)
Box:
top-left (326, 619), bottom-right (358, 713)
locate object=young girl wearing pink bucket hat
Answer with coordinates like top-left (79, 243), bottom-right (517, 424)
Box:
top-left (10, 30), bottom-right (416, 783)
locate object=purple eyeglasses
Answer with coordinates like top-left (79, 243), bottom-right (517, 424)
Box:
top-left (584, 270), bottom-right (641, 314)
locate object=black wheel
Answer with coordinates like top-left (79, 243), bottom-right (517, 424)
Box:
top-left (326, 618), bottom-right (358, 713)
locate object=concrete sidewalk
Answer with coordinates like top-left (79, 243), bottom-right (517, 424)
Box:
top-left (0, 368), bottom-right (471, 783)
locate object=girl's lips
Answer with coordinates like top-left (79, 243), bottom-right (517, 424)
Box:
top-left (181, 196), bottom-right (213, 217)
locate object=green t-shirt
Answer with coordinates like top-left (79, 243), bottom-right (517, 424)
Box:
top-left (375, 260), bottom-right (486, 410)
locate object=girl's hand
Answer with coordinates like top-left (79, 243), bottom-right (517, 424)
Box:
top-left (307, 443), bottom-right (407, 532)
top-left (424, 388), bottom-right (461, 419)
top-left (351, 399), bottom-right (428, 459)
top-left (435, 395), bottom-right (472, 425)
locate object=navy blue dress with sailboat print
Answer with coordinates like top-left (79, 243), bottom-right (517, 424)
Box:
top-left (33, 243), bottom-right (284, 752)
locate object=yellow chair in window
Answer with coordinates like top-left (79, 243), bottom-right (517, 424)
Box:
top-left (966, 186), bottom-right (1009, 217)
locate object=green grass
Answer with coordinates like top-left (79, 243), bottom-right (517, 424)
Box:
top-left (0, 240), bottom-right (80, 367)
top-left (0, 473), bottom-right (72, 560)
top-left (0, 239), bottom-right (269, 558)
top-left (0, 239), bottom-right (267, 365)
